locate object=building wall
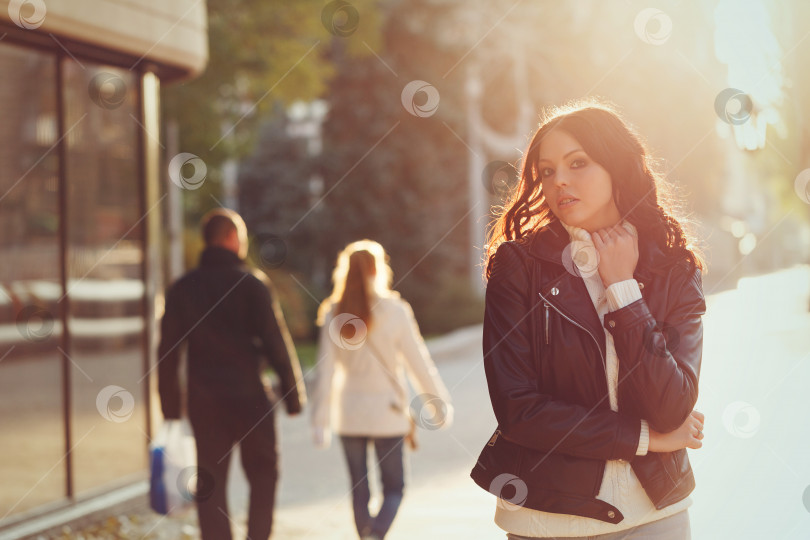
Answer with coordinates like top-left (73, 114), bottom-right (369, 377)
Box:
top-left (0, 0), bottom-right (207, 77)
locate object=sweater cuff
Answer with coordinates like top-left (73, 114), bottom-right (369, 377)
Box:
top-left (606, 279), bottom-right (642, 312)
top-left (636, 419), bottom-right (650, 456)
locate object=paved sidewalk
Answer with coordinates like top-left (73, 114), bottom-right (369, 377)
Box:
top-left (239, 327), bottom-right (504, 539)
top-left (685, 266), bottom-right (810, 539)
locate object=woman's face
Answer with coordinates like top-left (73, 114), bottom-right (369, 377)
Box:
top-left (538, 129), bottom-right (621, 232)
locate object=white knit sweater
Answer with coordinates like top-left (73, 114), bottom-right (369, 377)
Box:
top-left (494, 220), bottom-right (692, 537)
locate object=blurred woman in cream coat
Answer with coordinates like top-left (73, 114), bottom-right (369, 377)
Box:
top-left (310, 240), bottom-right (453, 540)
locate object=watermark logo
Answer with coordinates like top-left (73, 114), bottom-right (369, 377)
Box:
top-left (328, 313), bottom-right (368, 350)
top-left (803, 485), bottom-right (810, 513)
top-left (715, 88), bottom-right (753, 125)
top-left (88, 73), bottom-right (127, 110)
top-left (561, 240), bottom-right (599, 278)
top-left (634, 8), bottom-right (672, 45)
top-left (482, 160), bottom-right (518, 197)
top-left (177, 466), bottom-right (215, 502)
top-left (168, 153), bottom-right (207, 190)
top-left (409, 393), bottom-right (449, 430)
top-left (321, 0), bottom-right (359, 37)
top-left (401, 80), bottom-right (440, 118)
top-left (722, 400), bottom-right (760, 439)
top-left (8, 0), bottom-right (47, 30)
top-left (490, 473), bottom-right (528, 510)
top-left (255, 234), bottom-right (288, 269)
top-left (96, 385), bottom-right (135, 423)
top-left (16, 305), bottom-right (54, 342)
top-left (794, 168), bottom-right (810, 205)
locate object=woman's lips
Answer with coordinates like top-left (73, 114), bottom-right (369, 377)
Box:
top-left (557, 197), bottom-right (579, 209)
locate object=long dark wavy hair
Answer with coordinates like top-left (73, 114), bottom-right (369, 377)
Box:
top-left (485, 99), bottom-right (704, 279)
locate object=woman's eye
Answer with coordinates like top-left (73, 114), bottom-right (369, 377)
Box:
top-left (571, 159), bottom-right (587, 168)
top-left (541, 167), bottom-right (554, 177)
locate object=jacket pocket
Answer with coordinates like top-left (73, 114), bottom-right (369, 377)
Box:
top-left (473, 433), bottom-right (599, 499)
top-left (656, 450), bottom-right (680, 484)
top-left (518, 448), bottom-right (601, 497)
top-left (656, 449), bottom-right (693, 490)
top-left (664, 448), bottom-right (693, 483)
top-left (475, 430), bottom-right (523, 478)
top-left (652, 449), bottom-right (695, 508)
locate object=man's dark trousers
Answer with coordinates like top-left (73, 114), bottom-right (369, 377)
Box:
top-left (190, 399), bottom-right (278, 540)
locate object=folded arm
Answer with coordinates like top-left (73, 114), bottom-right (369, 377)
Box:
top-left (605, 265), bottom-right (706, 434)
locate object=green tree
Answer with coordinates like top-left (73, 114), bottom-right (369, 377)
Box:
top-left (162, 0), bottom-right (380, 225)
top-left (310, 0), bottom-right (484, 334)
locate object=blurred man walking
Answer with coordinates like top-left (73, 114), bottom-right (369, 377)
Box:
top-left (158, 208), bottom-right (306, 539)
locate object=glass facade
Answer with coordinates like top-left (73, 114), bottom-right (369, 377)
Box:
top-left (63, 61), bottom-right (148, 496)
top-left (0, 43), bottom-right (65, 518)
top-left (0, 41), bottom-right (156, 523)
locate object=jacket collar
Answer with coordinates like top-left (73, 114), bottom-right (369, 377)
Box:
top-left (199, 246), bottom-right (244, 268)
top-left (526, 218), bottom-right (668, 281)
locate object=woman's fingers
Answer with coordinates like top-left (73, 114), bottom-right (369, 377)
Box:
top-left (592, 231), bottom-right (605, 249)
top-left (690, 411), bottom-right (705, 445)
top-left (693, 413), bottom-right (705, 443)
top-left (599, 227), bottom-right (619, 242)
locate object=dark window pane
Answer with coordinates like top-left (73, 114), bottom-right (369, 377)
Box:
top-left (62, 59), bottom-right (148, 495)
top-left (0, 43), bottom-right (66, 518)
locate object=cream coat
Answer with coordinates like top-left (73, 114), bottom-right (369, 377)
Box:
top-left (310, 293), bottom-right (452, 444)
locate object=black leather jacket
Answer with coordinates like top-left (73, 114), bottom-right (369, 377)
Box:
top-left (470, 219), bottom-right (706, 524)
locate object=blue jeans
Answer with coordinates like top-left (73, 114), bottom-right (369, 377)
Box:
top-left (340, 436), bottom-right (405, 539)
top-left (506, 509), bottom-right (691, 540)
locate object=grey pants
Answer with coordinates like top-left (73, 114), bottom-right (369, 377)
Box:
top-left (506, 509), bottom-right (691, 540)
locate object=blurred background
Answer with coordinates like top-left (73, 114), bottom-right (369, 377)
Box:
top-left (1, 0), bottom-right (810, 538)
top-left (166, 0), bottom-right (810, 342)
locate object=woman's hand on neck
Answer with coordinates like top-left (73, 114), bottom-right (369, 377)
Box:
top-left (591, 224), bottom-right (639, 288)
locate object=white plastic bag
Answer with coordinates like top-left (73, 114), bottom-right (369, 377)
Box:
top-left (149, 419), bottom-right (196, 515)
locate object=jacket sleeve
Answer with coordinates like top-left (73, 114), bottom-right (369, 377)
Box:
top-left (483, 242), bottom-right (642, 461)
top-left (252, 275), bottom-right (307, 415)
top-left (310, 309), bottom-right (337, 432)
top-left (604, 264), bottom-right (706, 433)
top-left (398, 300), bottom-right (453, 429)
top-left (604, 279), bottom-right (651, 456)
top-left (157, 283), bottom-right (183, 420)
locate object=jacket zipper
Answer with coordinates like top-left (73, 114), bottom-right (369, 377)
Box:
top-left (543, 302), bottom-right (550, 345)
top-left (538, 292), bottom-right (607, 376)
top-left (538, 292), bottom-right (609, 498)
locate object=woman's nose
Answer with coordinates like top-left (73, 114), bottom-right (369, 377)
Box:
top-left (553, 168), bottom-right (570, 187)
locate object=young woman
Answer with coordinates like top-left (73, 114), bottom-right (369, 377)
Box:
top-left (470, 100), bottom-right (707, 539)
top-left (311, 240), bottom-right (453, 540)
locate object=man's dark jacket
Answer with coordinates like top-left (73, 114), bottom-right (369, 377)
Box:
top-left (470, 219), bottom-right (706, 524)
top-left (158, 247), bottom-right (305, 419)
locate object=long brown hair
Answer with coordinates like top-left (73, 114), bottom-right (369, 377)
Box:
top-left (486, 98), bottom-right (704, 279)
top-left (317, 240), bottom-right (394, 328)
